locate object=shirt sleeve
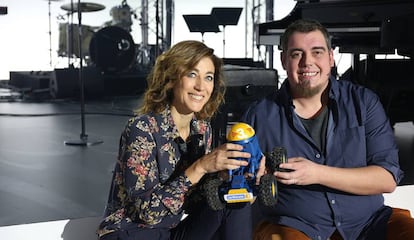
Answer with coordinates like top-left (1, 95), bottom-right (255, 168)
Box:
top-left (364, 89), bottom-right (404, 184)
top-left (119, 117), bottom-right (192, 227)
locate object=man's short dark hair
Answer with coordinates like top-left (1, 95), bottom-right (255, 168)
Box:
top-left (280, 19), bottom-right (331, 51)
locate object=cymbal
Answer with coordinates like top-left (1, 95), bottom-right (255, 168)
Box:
top-left (61, 2), bottom-right (105, 12)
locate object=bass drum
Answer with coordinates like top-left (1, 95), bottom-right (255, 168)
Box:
top-left (89, 26), bottom-right (135, 73)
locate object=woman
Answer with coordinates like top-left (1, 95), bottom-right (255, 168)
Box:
top-left (97, 40), bottom-right (254, 240)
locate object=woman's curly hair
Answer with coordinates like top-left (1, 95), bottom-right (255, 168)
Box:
top-left (136, 40), bottom-right (225, 120)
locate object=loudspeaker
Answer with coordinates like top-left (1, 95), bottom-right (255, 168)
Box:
top-left (223, 67), bottom-right (278, 121)
top-left (50, 67), bottom-right (104, 99)
top-left (9, 71), bottom-right (51, 91)
top-left (103, 70), bottom-right (148, 96)
top-left (212, 67), bottom-right (279, 146)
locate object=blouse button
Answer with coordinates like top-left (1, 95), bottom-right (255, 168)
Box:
top-left (315, 153), bottom-right (321, 158)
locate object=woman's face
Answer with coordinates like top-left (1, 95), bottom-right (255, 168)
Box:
top-left (172, 56), bottom-right (215, 115)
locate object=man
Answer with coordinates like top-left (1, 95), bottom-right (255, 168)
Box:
top-left (242, 19), bottom-right (413, 239)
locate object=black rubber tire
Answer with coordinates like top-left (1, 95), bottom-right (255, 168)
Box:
top-left (265, 146), bottom-right (287, 173)
top-left (204, 178), bottom-right (226, 211)
top-left (258, 174), bottom-right (278, 206)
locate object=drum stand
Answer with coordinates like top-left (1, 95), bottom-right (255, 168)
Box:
top-left (47, 0), bottom-right (53, 67)
top-left (64, 0), bottom-right (103, 146)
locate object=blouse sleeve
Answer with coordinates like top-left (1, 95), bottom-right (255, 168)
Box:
top-left (118, 117), bottom-right (192, 227)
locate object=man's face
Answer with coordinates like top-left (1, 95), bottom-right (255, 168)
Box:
top-left (281, 30), bottom-right (334, 98)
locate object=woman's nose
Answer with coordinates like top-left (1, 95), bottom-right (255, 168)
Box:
top-left (194, 77), bottom-right (204, 90)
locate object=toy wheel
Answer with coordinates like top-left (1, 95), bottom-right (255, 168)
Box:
top-left (258, 174), bottom-right (278, 206)
top-left (265, 146), bottom-right (287, 173)
top-left (204, 177), bottom-right (225, 211)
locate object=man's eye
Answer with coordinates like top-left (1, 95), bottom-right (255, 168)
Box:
top-left (314, 50), bottom-right (324, 57)
top-left (291, 52), bottom-right (302, 58)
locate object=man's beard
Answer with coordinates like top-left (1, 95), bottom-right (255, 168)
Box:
top-left (292, 79), bottom-right (324, 98)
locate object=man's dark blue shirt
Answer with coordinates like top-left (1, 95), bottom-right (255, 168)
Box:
top-left (241, 77), bottom-right (404, 240)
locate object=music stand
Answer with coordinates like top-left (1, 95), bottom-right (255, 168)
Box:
top-left (183, 15), bottom-right (220, 42)
top-left (211, 7), bottom-right (243, 57)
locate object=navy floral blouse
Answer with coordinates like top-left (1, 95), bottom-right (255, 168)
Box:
top-left (97, 107), bottom-right (212, 237)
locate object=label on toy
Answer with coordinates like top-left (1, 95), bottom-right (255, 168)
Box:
top-left (224, 189), bottom-right (254, 203)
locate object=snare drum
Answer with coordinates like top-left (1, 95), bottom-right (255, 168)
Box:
top-left (89, 26), bottom-right (135, 73)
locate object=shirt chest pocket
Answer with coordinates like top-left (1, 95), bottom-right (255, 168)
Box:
top-left (330, 126), bottom-right (367, 167)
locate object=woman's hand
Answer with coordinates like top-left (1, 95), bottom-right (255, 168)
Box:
top-left (201, 143), bottom-right (250, 173)
top-left (255, 155), bottom-right (266, 185)
top-left (185, 143), bottom-right (250, 184)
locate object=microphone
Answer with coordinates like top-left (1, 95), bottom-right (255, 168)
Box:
top-left (118, 39), bottom-right (130, 51)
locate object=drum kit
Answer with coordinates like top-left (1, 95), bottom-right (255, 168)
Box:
top-left (49, 1), bottom-right (138, 146)
top-left (53, 0), bottom-right (136, 73)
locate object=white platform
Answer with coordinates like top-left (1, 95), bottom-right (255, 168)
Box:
top-left (0, 216), bottom-right (101, 240)
top-left (0, 185), bottom-right (412, 240)
top-left (383, 184), bottom-right (414, 214)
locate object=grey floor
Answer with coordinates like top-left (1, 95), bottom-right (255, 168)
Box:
top-left (0, 91), bottom-right (413, 228)
top-left (0, 95), bottom-right (140, 227)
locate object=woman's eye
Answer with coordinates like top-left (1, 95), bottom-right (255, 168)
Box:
top-left (206, 75), bottom-right (214, 81)
top-left (187, 72), bottom-right (197, 78)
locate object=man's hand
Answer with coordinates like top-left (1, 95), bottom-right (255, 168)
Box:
top-left (274, 157), bottom-right (397, 195)
top-left (274, 157), bottom-right (320, 185)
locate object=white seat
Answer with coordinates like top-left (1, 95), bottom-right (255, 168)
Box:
top-left (0, 216), bottom-right (101, 240)
top-left (383, 185), bottom-right (414, 214)
top-left (0, 185), bottom-right (411, 240)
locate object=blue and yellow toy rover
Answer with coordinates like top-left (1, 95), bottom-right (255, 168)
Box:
top-left (204, 122), bottom-right (287, 210)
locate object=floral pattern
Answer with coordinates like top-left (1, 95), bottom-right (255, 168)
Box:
top-left (97, 107), bottom-right (211, 237)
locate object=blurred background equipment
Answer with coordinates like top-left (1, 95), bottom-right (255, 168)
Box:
top-left (89, 26), bottom-right (136, 73)
top-left (60, 2), bottom-right (105, 12)
top-left (107, 0), bottom-right (134, 32)
top-left (58, 23), bottom-right (97, 58)
top-left (183, 14), bottom-right (220, 42)
top-left (210, 7), bottom-right (243, 57)
top-left (60, 1), bottom-right (107, 146)
top-left (0, 6), bottom-right (7, 15)
top-left (45, 0), bottom-right (63, 67)
top-left (211, 66), bottom-right (278, 147)
top-left (59, 1), bottom-right (105, 66)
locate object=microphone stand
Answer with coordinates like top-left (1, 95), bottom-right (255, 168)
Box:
top-left (47, 0), bottom-right (53, 67)
top-left (64, 0), bottom-right (103, 146)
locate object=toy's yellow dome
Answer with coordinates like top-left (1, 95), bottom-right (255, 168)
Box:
top-left (227, 122), bottom-right (255, 141)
